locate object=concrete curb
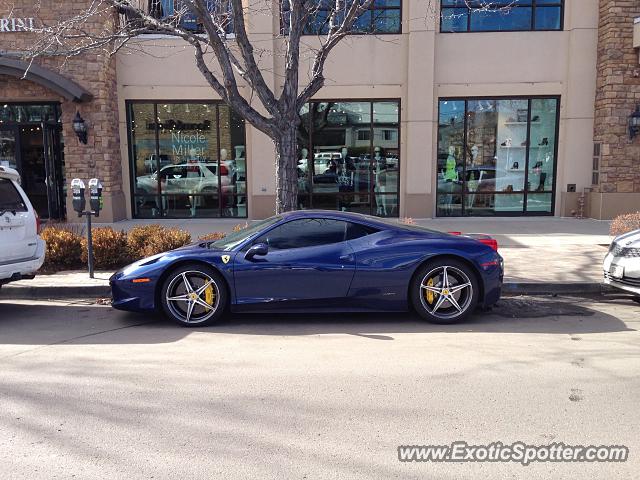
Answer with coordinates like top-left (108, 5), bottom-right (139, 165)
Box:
top-left (2, 282), bottom-right (614, 300)
top-left (2, 285), bottom-right (111, 299)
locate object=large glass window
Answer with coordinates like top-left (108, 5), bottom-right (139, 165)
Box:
top-left (440, 1), bottom-right (563, 32)
top-left (297, 100), bottom-right (400, 217)
top-left (437, 97), bottom-right (559, 216)
top-left (128, 101), bottom-right (246, 218)
top-left (281, 0), bottom-right (401, 35)
top-left (138, 1), bottom-right (234, 34)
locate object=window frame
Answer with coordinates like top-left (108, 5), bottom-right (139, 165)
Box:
top-left (439, 0), bottom-right (565, 33)
top-left (280, 0), bottom-right (403, 36)
top-left (126, 99), bottom-right (247, 219)
top-left (436, 95), bottom-right (561, 217)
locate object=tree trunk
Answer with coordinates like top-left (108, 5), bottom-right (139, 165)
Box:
top-left (274, 125), bottom-right (299, 214)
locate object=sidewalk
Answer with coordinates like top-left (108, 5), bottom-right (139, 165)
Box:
top-left (3, 217), bottom-right (613, 298)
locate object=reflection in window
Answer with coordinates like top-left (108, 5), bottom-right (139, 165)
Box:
top-left (128, 102), bottom-right (246, 218)
top-left (437, 97), bottom-right (559, 216)
top-left (145, 0), bottom-right (234, 34)
top-left (281, 0), bottom-right (401, 35)
top-left (297, 100), bottom-right (400, 217)
top-left (440, 0), bottom-right (563, 32)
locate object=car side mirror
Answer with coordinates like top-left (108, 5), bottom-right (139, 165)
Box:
top-left (245, 242), bottom-right (268, 260)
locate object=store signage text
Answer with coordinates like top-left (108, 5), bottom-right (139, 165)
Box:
top-left (0, 18), bottom-right (35, 32)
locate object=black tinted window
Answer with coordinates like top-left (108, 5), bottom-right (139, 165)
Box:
top-left (0, 178), bottom-right (27, 212)
top-left (258, 218), bottom-right (347, 250)
top-left (346, 222), bottom-right (379, 240)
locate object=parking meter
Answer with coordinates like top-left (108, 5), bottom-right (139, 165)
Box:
top-left (71, 178), bottom-right (86, 217)
top-left (88, 178), bottom-right (103, 217)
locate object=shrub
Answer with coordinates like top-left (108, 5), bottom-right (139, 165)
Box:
top-left (40, 225), bottom-right (83, 271)
top-left (198, 232), bottom-right (226, 241)
top-left (610, 212), bottom-right (640, 236)
top-left (127, 224), bottom-right (192, 258)
top-left (233, 222), bottom-right (249, 232)
top-left (127, 224), bottom-right (166, 258)
top-left (142, 228), bottom-right (191, 257)
top-left (81, 227), bottom-right (130, 269)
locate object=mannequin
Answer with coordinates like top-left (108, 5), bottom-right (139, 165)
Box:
top-left (444, 146), bottom-right (458, 181)
top-left (338, 146), bottom-right (353, 188)
top-left (374, 147), bottom-right (387, 215)
top-left (298, 148), bottom-right (309, 194)
top-left (470, 145), bottom-right (479, 166)
top-left (187, 147), bottom-right (201, 217)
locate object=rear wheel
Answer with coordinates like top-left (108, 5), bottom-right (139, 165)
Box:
top-left (160, 264), bottom-right (227, 326)
top-left (411, 259), bottom-right (479, 324)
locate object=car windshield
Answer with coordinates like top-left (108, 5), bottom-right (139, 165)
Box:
top-left (209, 215), bottom-right (283, 251)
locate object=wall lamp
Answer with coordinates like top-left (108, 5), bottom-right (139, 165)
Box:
top-left (72, 111), bottom-right (88, 144)
top-left (629, 105), bottom-right (640, 140)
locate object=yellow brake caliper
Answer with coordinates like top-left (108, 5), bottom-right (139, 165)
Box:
top-left (424, 278), bottom-right (435, 305)
top-left (204, 284), bottom-right (215, 311)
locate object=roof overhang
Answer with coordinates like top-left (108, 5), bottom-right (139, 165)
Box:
top-left (0, 57), bottom-right (93, 103)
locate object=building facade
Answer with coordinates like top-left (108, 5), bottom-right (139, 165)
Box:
top-left (0, 0), bottom-right (637, 222)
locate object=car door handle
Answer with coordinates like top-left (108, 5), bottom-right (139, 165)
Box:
top-left (339, 254), bottom-right (354, 262)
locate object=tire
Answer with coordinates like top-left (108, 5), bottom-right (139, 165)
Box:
top-left (160, 263), bottom-right (228, 327)
top-left (633, 297), bottom-right (640, 305)
top-left (410, 258), bottom-right (480, 324)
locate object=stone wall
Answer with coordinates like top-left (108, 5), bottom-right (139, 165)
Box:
top-left (0, 0), bottom-right (125, 221)
top-left (594, 0), bottom-right (640, 195)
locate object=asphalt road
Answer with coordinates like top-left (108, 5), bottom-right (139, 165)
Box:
top-left (0, 295), bottom-right (639, 479)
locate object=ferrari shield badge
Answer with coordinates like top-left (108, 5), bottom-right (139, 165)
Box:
top-left (221, 255), bottom-right (230, 264)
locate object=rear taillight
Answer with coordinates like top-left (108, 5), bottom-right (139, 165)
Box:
top-left (478, 238), bottom-right (498, 251)
top-left (35, 212), bottom-right (41, 234)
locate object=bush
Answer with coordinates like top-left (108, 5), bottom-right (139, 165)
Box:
top-left (41, 225), bottom-right (83, 271)
top-left (610, 212), bottom-right (640, 236)
top-left (127, 224), bottom-right (166, 258)
top-left (233, 222), bottom-right (249, 232)
top-left (198, 232), bottom-right (226, 241)
top-left (81, 227), bottom-right (130, 269)
top-left (127, 224), bottom-right (192, 258)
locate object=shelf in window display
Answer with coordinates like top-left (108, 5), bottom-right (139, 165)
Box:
top-left (503, 122), bottom-right (541, 126)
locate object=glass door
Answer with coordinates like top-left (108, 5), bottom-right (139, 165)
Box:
top-left (43, 123), bottom-right (66, 219)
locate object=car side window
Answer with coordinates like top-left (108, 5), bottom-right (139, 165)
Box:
top-left (0, 178), bottom-right (27, 212)
top-left (346, 222), bottom-right (379, 241)
top-left (255, 218), bottom-right (348, 250)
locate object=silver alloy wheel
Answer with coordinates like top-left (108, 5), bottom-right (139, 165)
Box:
top-left (165, 270), bottom-right (220, 324)
top-left (419, 266), bottom-right (474, 320)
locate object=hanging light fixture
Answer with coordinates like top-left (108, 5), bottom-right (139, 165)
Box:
top-left (72, 111), bottom-right (88, 144)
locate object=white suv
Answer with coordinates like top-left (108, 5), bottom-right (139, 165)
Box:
top-left (0, 166), bottom-right (46, 288)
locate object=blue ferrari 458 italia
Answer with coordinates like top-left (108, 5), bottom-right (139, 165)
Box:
top-left (110, 210), bottom-right (503, 326)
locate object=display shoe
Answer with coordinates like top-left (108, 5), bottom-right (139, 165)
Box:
top-left (531, 115), bottom-right (540, 122)
top-left (512, 161), bottom-right (519, 170)
top-left (501, 138), bottom-right (512, 147)
top-left (532, 161), bottom-right (543, 169)
top-left (539, 137), bottom-right (549, 146)
top-left (521, 140), bottom-right (528, 147)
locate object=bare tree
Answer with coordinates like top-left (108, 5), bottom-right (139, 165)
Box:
top-left (6, 0), bottom-right (509, 213)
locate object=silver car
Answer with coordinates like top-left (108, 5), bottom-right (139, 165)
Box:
top-left (603, 229), bottom-right (640, 302)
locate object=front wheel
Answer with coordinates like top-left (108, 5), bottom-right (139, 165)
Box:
top-left (160, 264), bottom-right (228, 326)
top-left (410, 259), bottom-right (479, 324)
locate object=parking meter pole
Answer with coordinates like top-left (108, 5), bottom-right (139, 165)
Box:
top-left (86, 212), bottom-right (94, 279)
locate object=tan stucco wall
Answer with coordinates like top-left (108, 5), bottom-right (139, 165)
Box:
top-left (116, 0), bottom-right (600, 219)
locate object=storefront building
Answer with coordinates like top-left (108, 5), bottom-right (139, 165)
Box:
top-left (0, 0), bottom-right (638, 222)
